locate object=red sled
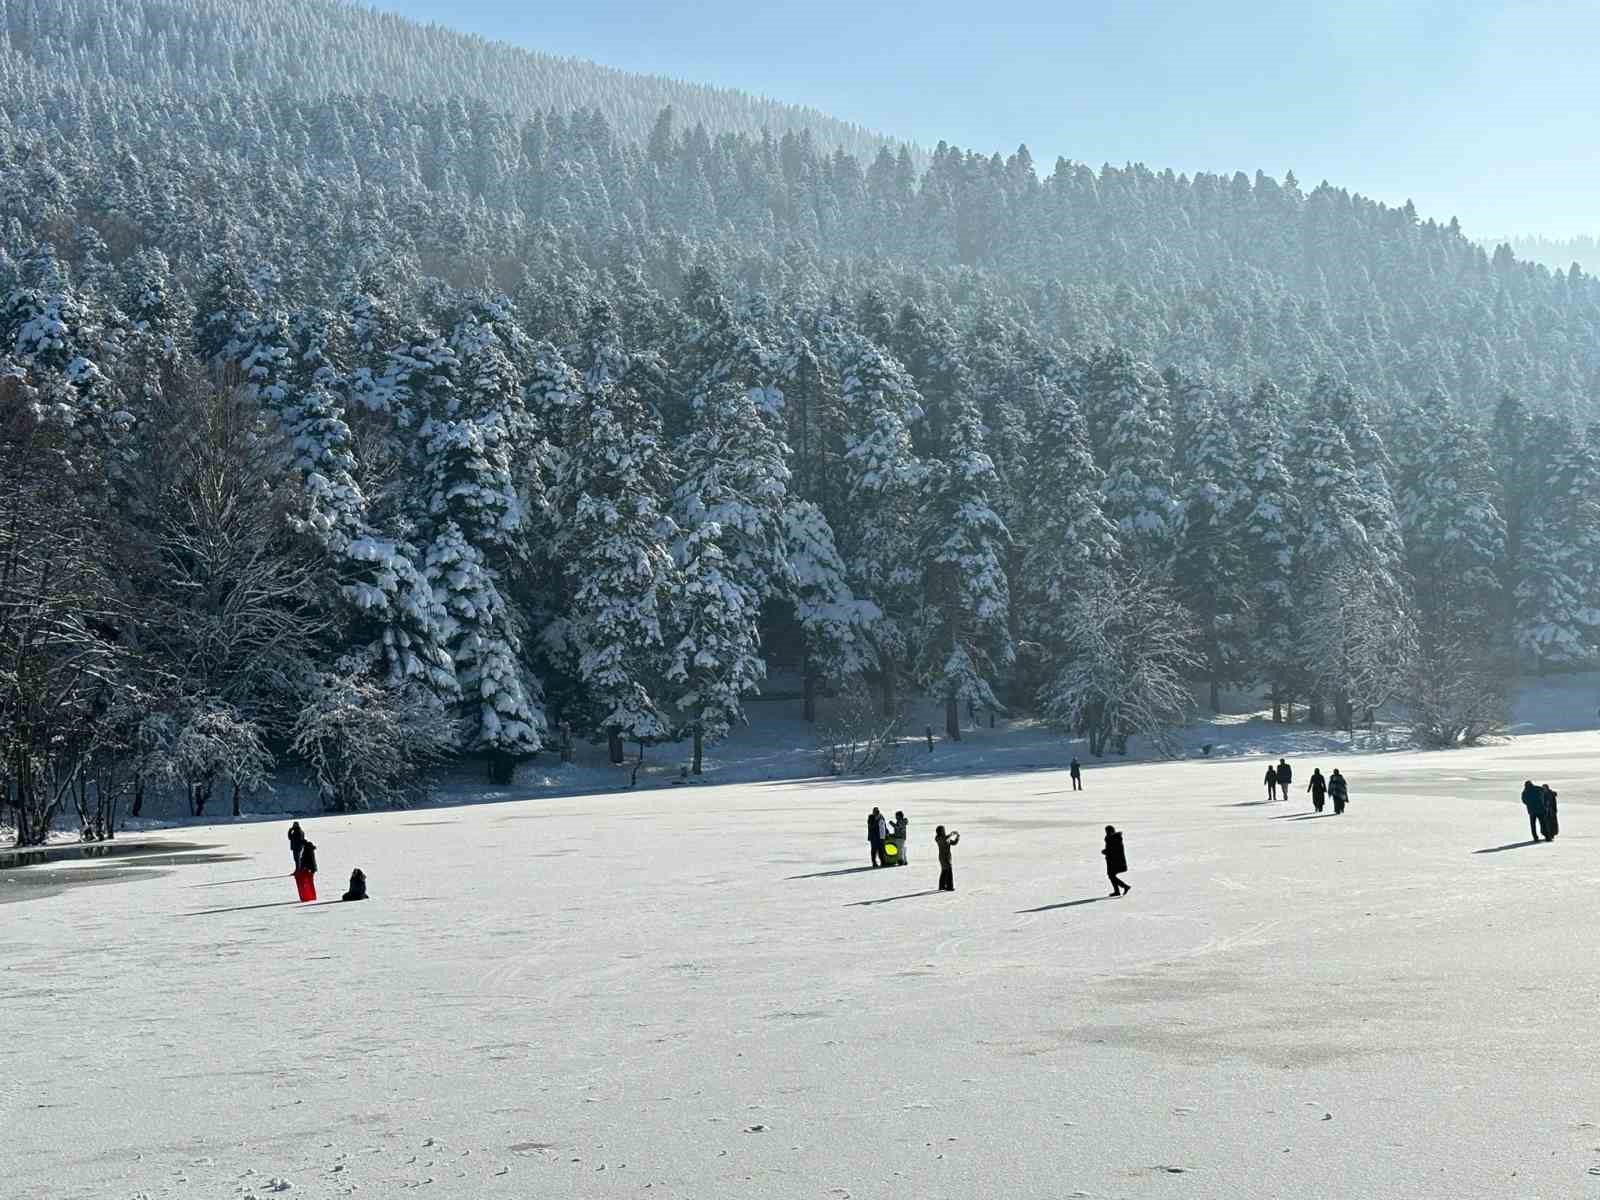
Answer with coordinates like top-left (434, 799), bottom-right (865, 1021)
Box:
top-left (294, 870), bottom-right (317, 902)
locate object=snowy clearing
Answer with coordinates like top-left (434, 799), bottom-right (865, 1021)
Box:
top-left (5, 732), bottom-right (1600, 1198)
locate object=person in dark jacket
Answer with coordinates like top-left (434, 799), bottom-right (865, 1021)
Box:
top-left (1538, 785), bottom-right (1559, 841)
top-left (1070, 758), bottom-right (1083, 791)
top-left (1275, 759), bottom-right (1293, 802)
top-left (287, 821), bottom-right (305, 870)
top-left (298, 840), bottom-right (318, 876)
top-left (342, 868), bottom-right (368, 901)
top-left (893, 811), bottom-right (909, 865)
top-left (1307, 768), bottom-right (1327, 813)
top-left (1263, 764), bottom-right (1278, 801)
top-left (1328, 769), bottom-right (1348, 815)
top-left (1102, 826), bottom-right (1130, 896)
top-left (1520, 780), bottom-right (1543, 841)
top-left (868, 807), bottom-right (885, 867)
top-left (935, 826), bottom-right (959, 891)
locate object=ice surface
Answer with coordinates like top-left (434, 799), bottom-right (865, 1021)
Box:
top-left (6, 729), bottom-right (1600, 1197)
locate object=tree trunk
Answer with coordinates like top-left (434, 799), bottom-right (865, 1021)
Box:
top-left (130, 776), bottom-right (143, 818)
top-left (608, 729), bottom-right (624, 765)
top-left (945, 693), bottom-right (960, 742)
top-left (1271, 686), bottom-right (1282, 724)
top-left (880, 660), bottom-right (897, 719)
top-left (231, 780), bottom-right (242, 818)
top-left (692, 726), bottom-right (704, 775)
top-left (802, 654), bottom-right (817, 723)
top-left (1209, 677), bottom-right (1221, 713)
top-left (487, 751), bottom-right (515, 786)
top-left (1309, 694), bottom-right (1326, 727)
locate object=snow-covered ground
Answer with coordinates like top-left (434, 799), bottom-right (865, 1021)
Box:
top-left (5, 730), bottom-right (1600, 1198)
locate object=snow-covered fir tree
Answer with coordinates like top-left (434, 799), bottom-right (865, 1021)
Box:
top-left (547, 303), bottom-right (678, 763)
top-left (915, 398), bottom-right (1013, 740)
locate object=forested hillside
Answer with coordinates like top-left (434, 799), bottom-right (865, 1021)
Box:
top-left (1493, 234), bottom-right (1600, 278)
top-left (3, 0), bottom-right (1598, 842)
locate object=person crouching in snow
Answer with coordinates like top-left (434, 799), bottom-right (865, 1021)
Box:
top-left (342, 868), bottom-right (367, 901)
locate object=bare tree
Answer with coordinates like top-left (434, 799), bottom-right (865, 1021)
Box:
top-left (1402, 631), bottom-right (1509, 748)
top-left (815, 679), bottom-right (903, 775)
top-left (1039, 568), bottom-right (1200, 758)
top-left (291, 673), bottom-right (455, 811)
top-left (0, 379), bottom-right (135, 845)
top-left (1300, 565), bottom-right (1417, 738)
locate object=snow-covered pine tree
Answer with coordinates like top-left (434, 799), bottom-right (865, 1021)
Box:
top-left (1016, 384), bottom-right (1119, 665)
top-left (1390, 388), bottom-right (1510, 743)
top-left (1290, 412), bottom-right (1413, 729)
top-left (667, 380), bottom-right (792, 769)
top-left (405, 309), bottom-right (550, 782)
top-left (783, 499), bottom-right (881, 719)
top-left (1236, 380), bottom-right (1300, 720)
top-left (1514, 415), bottom-right (1600, 668)
top-left (1099, 382), bottom-right (1178, 571)
top-left (1393, 389), bottom-right (1505, 634)
top-left (829, 331), bottom-right (926, 716)
top-left (915, 397), bottom-right (1013, 740)
top-left (548, 302), bottom-right (678, 763)
top-left (1172, 379), bottom-right (1251, 711)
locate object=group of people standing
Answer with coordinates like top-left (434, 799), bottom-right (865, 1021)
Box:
top-left (864, 806), bottom-right (1125, 898)
top-left (1520, 781), bottom-right (1560, 842)
top-left (1264, 759), bottom-right (1350, 815)
top-left (287, 821), bottom-right (367, 902)
top-left (866, 807), bottom-right (910, 867)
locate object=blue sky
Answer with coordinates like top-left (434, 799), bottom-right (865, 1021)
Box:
top-left (378, 0), bottom-right (1595, 239)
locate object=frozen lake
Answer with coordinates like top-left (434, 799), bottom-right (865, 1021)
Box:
top-left (5, 733), bottom-right (1599, 1198)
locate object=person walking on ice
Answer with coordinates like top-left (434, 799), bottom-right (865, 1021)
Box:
top-left (935, 826), bottom-right (959, 892)
top-left (1328, 768), bottom-right (1349, 815)
top-left (1102, 826), bottom-right (1130, 896)
top-left (1275, 758), bottom-right (1293, 802)
top-left (1263, 763), bottom-right (1278, 801)
top-left (1538, 784), bottom-right (1559, 841)
top-left (1520, 780), bottom-right (1543, 841)
top-left (1070, 758), bottom-right (1083, 791)
top-left (1307, 768), bottom-right (1326, 813)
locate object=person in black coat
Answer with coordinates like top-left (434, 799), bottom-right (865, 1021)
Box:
top-left (1520, 780), bottom-right (1543, 841)
top-left (1275, 759), bottom-right (1293, 802)
top-left (1328, 769), bottom-right (1348, 815)
top-left (1538, 785), bottom-right (1559, 841)
top-left (935, 825), bottom-right (959, 891)
top-left (1070, 758), bottom-right (1083, 791)
top-left (1307, 768), bottom-right (1326, 813)
top-left (298, 840), bottom-right (318, 876)
top-left (342, 868), bottom-right (368, 901)
top-left (1102, 826), bottom-right (1130, 896)
top-left (1263, 764), bottom-right (1278, 801)
top-left (867, 807), bottom-right (885, 867)
top-left (287, 821), bottom-right (305, 870)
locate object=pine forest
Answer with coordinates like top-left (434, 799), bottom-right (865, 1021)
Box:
top-left (3, 0), bottom-right (1599, 841)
